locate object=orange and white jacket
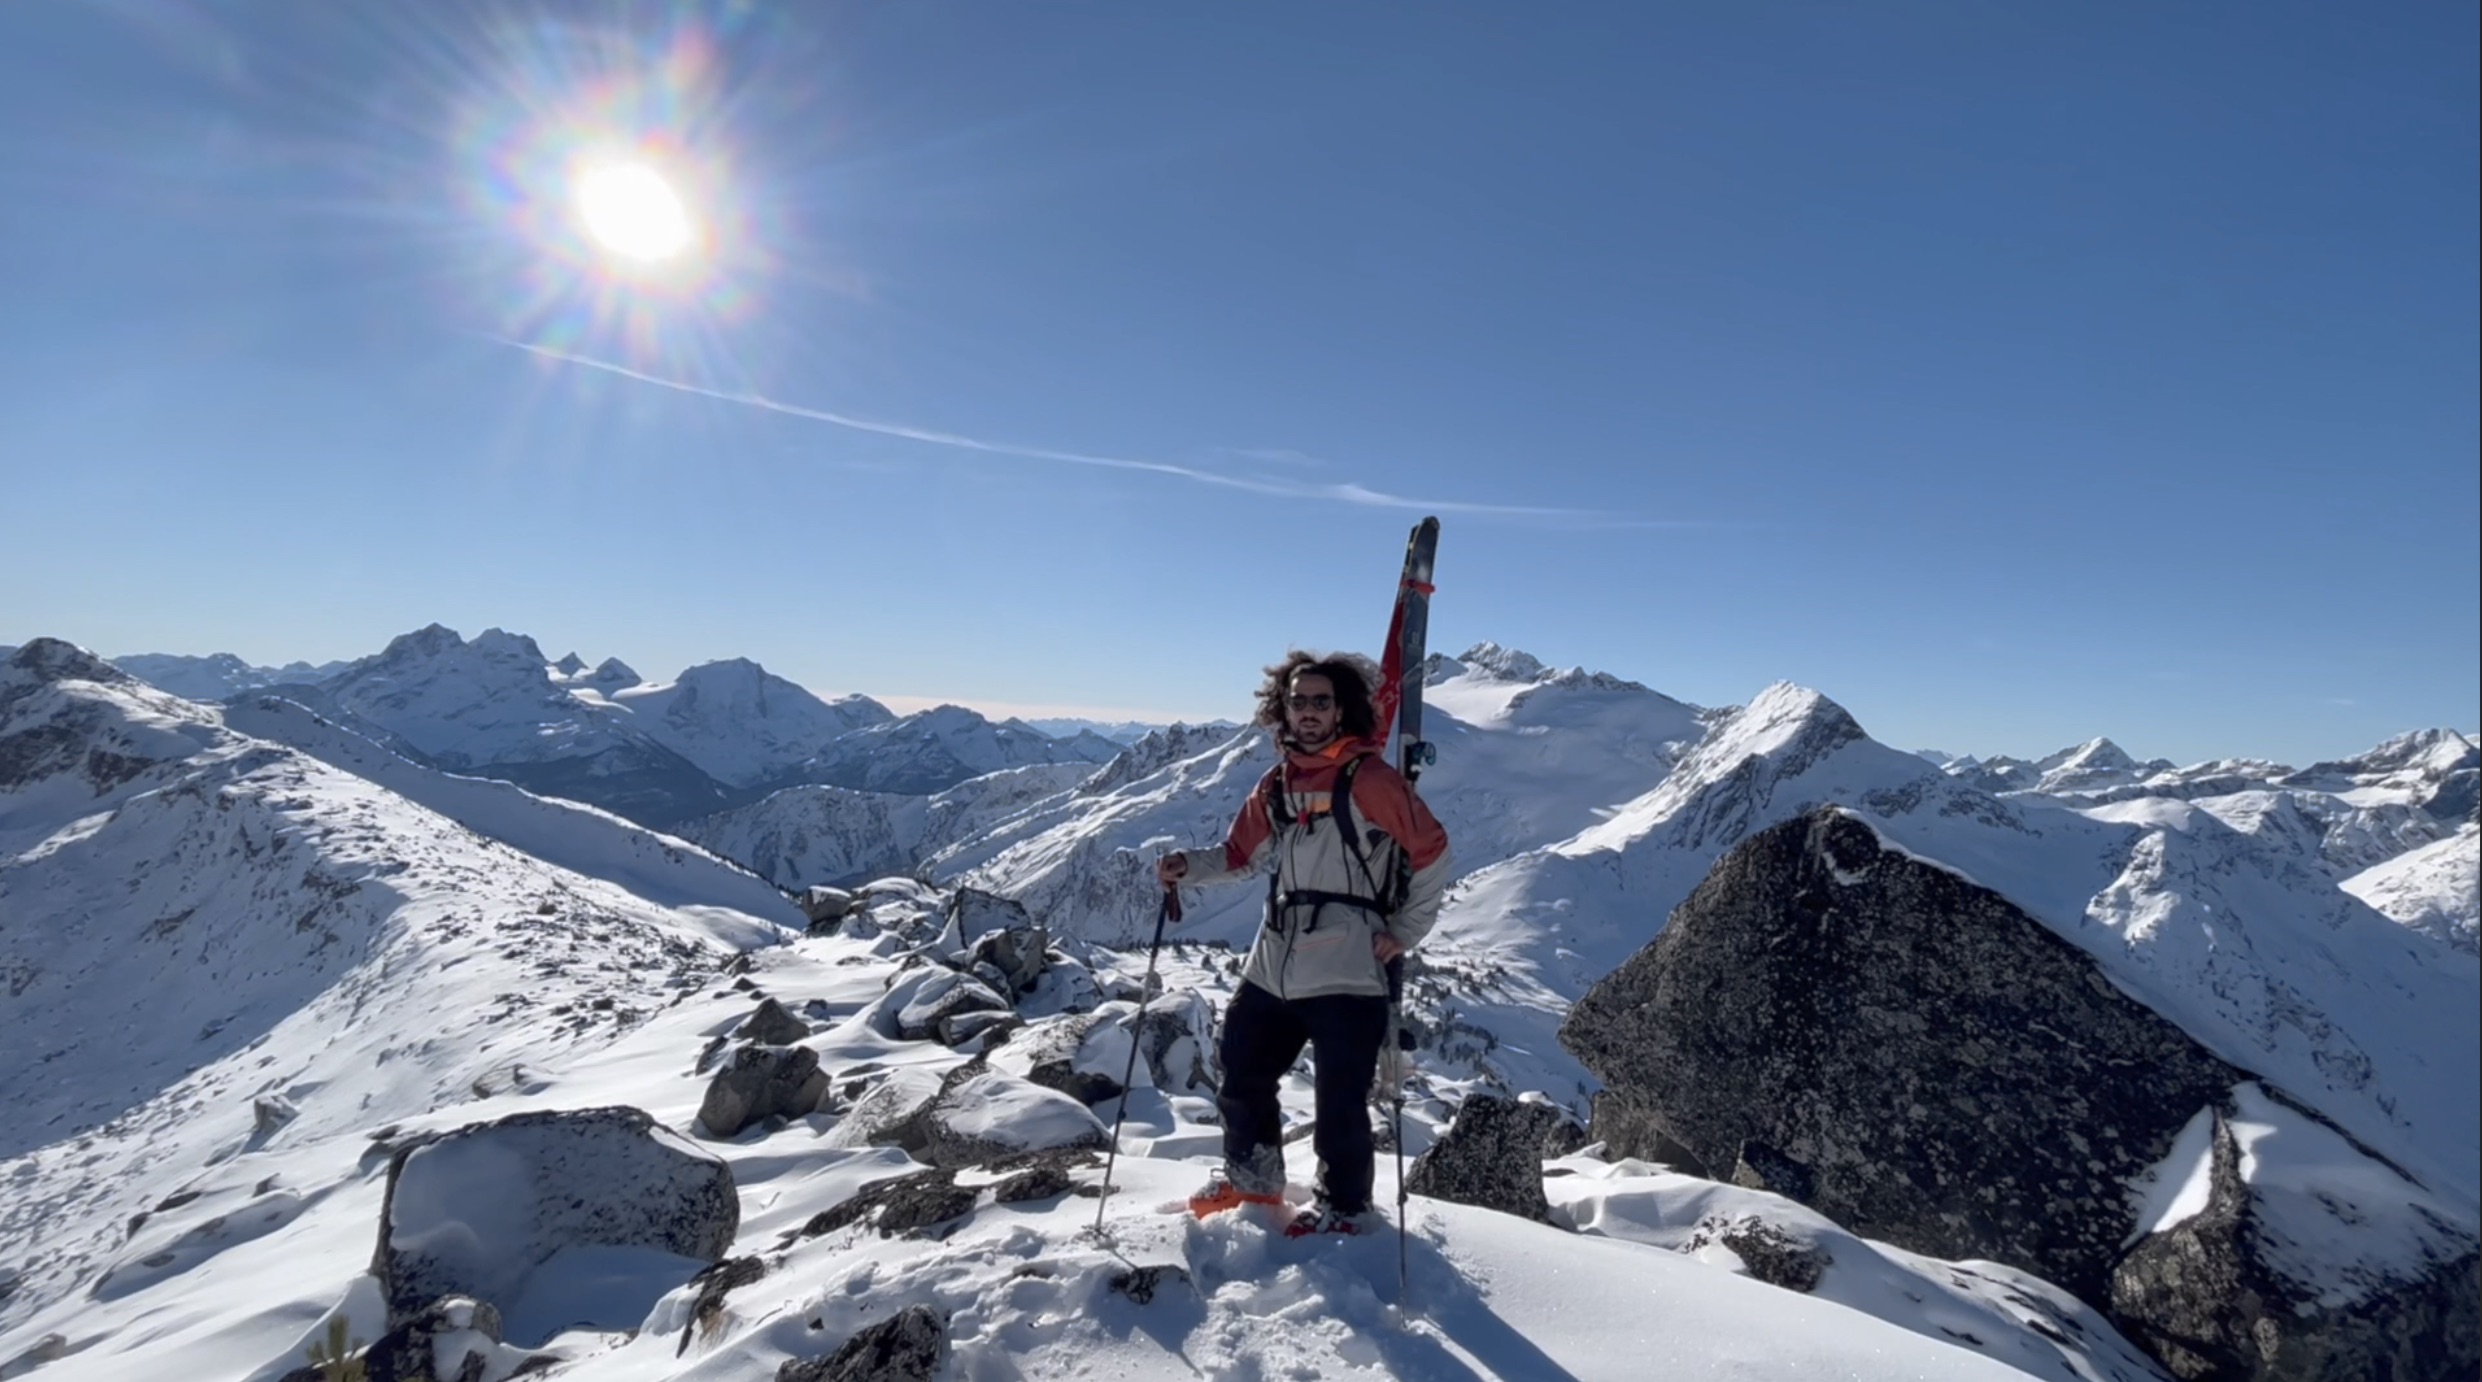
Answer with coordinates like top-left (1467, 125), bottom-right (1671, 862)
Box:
top-left (1173, 741), bottom-right (1452, 1001)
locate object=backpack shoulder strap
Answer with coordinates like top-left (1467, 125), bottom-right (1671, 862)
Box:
top-left (1260, 763), bottom-right (1293, 829)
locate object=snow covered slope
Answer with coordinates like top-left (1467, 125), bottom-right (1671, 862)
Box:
top-left (2343, 823), bottom-right (2481, 955)
top-left (0, 890), bottom-right (2164, 1382)
top-left (220, 693), bottom-right (793, 915)
top-left (0, 640), bottom-right (797, 1325)
top-left (605, 659), bottom-right (893, 790)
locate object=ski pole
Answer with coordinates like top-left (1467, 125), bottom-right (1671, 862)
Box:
top-left (1093, 887), bottom-right (1178, 1237)
top-left (1387, 956), bottom-right (1410, 1309)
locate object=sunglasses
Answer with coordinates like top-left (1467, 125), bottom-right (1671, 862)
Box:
top-left (1286, 694), bottom-right (1337, 711)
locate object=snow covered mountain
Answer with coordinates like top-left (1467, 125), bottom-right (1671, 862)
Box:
top-left (896, 655), bottom-right (2476, 1214)
top-left (304, 625), bottom-right (736, 825)
top-left (0, 639), bottom-right (796, 1325)
top-left (1021, 716), bottom-right (1223, 744)
top-left (109, 651), bottom-right (352, 702)
top-left (676, 762), bottom-right (1098, 891)
top-left (4, 634), bottom-right (2472, 1381)
top-left (788, 703), bottom-right (1119, 795)
top-left (601, 658), bottom-right (894, 790)
top-left (2344, 822), bottom-right (2482, 955)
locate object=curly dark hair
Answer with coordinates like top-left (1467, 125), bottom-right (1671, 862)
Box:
top-left (1253, 651), bottom-right (1380, 743)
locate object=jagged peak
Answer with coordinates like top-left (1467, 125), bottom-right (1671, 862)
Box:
top-left (2048, 737), bottom-right (2139, 772)
top-left (1453, 641), bottom-right (1548, 682)
top-left (6, 638), bottom-right (133, 688)
top-left (552, 652), bottom-right (587, 676)
top-left (589, 657), bottom-right (641, 687)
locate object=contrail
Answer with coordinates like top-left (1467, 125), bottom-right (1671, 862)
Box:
top-left (496, 338), bottom-right (1641, 521)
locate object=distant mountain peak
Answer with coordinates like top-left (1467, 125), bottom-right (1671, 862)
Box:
top-left (552, 652), bottom-right (587, 676)
top-left (379, 622), bottom-right (465, 662)
top-left (7, 638), bottom-right (131, 688)
top-left (589, 657), bottom-right (641, 689)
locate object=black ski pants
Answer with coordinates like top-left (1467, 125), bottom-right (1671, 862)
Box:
top-left (1216, 979), bottom-right (1389, 1214)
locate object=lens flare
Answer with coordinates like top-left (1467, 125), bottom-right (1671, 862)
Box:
top-left (575, 162), bottom-right (694, 261)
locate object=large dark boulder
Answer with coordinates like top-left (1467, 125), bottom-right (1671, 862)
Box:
top-left (1562, 810), bottom-right (2242, 1303)
top-left (374, 1106), bottom-right (737, 1331)
top-left (1404, 1095), bottom-right (1584, 1224)
top-left (1561, 809), bottom-right (2479, 1382)
top-left (698, 1044), bottom-right (831, 1138)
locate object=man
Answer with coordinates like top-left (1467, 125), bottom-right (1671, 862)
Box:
top-left (1155, 651), bottom-right (1452, 1236)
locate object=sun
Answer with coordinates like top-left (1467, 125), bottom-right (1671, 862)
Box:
top-left (574, 162), bottom-right (695, 262)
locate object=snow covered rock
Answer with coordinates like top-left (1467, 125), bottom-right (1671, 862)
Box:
top-left (697, 1045), bottom-right (831, 1138)
top-left (2110, 1086), bottom-right (2479, 1382)
top-left (917, 1067), bottom-right (1110, 1169)
top-left (1135, 989), bottom-right (1220, 1097)
top-left (776, 1302), bottom-right (947, 1382)
top-left (1403, 1094), bottom-right (1584, 1224)
top-left (1682, 1216), bottom-right (1831, 1293)
top-left (798, 885), bottom-right (858, 929)
top-left (990, 1009), bottom-right (1137, 1105)
top-left (825, 1068), bottom-right (946, 1155)
top-left (373, 1106), bottom-right (737, 1330)
top-left (892, 969), bottom-right (1012, 1043)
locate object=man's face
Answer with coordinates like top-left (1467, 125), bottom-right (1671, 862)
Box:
top-left (1286, 672), bottom-right (1340, 749)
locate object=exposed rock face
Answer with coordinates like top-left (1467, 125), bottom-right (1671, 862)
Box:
top-left (363, 1295), bottom-right (500, 1382)
top-left (1563, 810), bottom-right (2244, 1303)
top-left (698, 1044), bottom-right (831, 1138)
top-left (777, 1303), bottom-right (946, 1382)
top-left (2110, 1095), bottom-right (2480, 1382)
top-left (1561, 808), bottom-right (2481, 1382)
top-left (1403, 1095), bottom-right (1584, 1224)
top-left (373, 1106), bottom-right (737, 1328)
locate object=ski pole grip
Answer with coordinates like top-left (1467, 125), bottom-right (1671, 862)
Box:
top-left (1161, 887), bottom-right (1182, 926)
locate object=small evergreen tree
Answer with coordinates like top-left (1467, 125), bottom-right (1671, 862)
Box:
top-left (303, 1315), bottom-right (366, 1382)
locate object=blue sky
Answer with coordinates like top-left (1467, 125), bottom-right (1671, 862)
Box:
top-left (2, 1), bottom-right (2474, 765)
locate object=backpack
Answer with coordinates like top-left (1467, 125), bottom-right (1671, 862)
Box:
top-left (1259, 754), bottom-right (1401, 933)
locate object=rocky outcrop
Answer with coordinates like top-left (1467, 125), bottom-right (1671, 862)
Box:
top-left (363, 1296), bottom-right (502, 1382)
top-left (777, 1303), bottom-right (947, 1382)
top-left (1404, 1095), bottom-right (1585, 1224)
top-left (2108, 1090), bottom-right (2480, 1382)
top-left (373, 1106), bottom-right (737, 1329)
top-left (1562, 808), bottom-right (2480, 1382)
top-left (698, 1044), bottom-right (831, 1138)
